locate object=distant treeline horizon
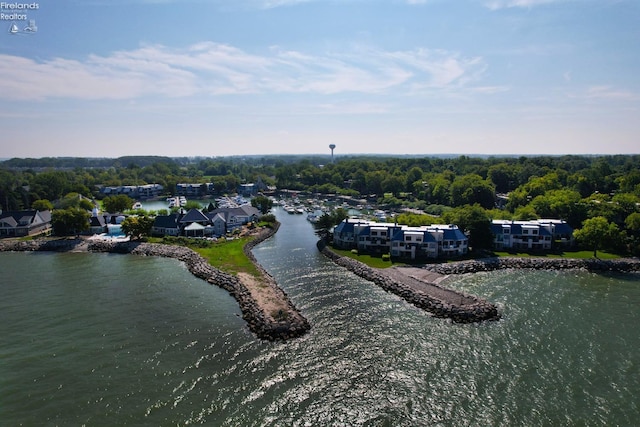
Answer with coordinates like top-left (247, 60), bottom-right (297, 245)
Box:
top-left (2, 153), bottom-right (640, 255)
top-left (0, 153), bottom-right (633, 170)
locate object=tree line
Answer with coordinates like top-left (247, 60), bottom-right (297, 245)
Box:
top-left (1, 154), bottom-right (639, 255)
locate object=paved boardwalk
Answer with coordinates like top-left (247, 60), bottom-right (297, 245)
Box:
top-left (378, 266), bottom-right (476, 307)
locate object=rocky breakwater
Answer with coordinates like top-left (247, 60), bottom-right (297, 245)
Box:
top-left (317, 241), bottom-right (500, 323)
top-left (0, 238), bottom-right (84, 252)
top-left (1, 235), bottom-right (309, 341)
top-left (87, 237), bottom-right (309, 341)
top-left (420, 257), bottom-right (640, 275)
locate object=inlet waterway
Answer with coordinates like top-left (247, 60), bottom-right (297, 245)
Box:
top-left (2, 209), bottom-right (639, 425)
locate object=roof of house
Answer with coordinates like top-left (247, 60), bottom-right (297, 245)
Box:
top-left (391, 229), bottom-right (437, 242)
top-left (153, 214), bottom-right (180, 229)
top-left (180, 208), bottom-right (210, 224)
top-left (207, 205), bottom-right (260, 221)
top-left (89, 216), bottom-right (106, 227)
top-left (209, 212), bottom-right (226, 223)
top-left (184, 222), bottom-right (205, 231)
top-left (442, 227), bottom-right (468, 241)
top-left (0, 210), bottom-right (51, 227)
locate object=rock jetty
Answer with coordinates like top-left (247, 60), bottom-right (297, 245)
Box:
top-left (317, 241), bottom-right (500, 323)
top-left (1, 233), bottom-right (310, 341)
top-left (420, 257), bottom-right (640, 275)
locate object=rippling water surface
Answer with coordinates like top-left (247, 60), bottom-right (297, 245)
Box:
top-left (2, 210), bottom-right (639, 426)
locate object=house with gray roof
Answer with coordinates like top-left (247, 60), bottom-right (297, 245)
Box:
top-left (491, 219), bottom-right (573, 251)
top-left (206, 205), bottom-right (260, 231)
top-left (333, 218), bottom-right (468, 260)
top-left (151, 213), bottom-right (182, 237)
top-left (0, 210), bottom-right (51, 237)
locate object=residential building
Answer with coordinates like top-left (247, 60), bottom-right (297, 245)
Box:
top-left (151, 213), bottom-right (182, 237)
top-left (101, 184), bottom-right (164, 199)
top-left (206, 205), bottom-right (261, 232)
top-left (151, 205), bottom-right (260, 238)
top-left (175, 183), bottom-right (215, 198)
top-left (237, 177), bottom-right (268, 196)
top-left (333, 218), bottom-right (468, 260)
top-left (490, 219), bottom-right (574, 251)
top-left (0, 210), bottom-right (52, 237)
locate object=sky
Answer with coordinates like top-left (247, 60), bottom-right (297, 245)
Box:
top-left (0, 0), bottom-right (638, 158)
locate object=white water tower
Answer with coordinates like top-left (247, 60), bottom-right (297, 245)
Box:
top-left (329, 144), bottom-right (336, 163)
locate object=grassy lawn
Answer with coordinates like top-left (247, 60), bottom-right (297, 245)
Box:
top-left (330, 246), bottom-right (404, 269)
top-left (193, 238), bottom-right (261, 277)
top-left (329, 245), bottom-right (623, 269)
top-left (149, 236), bottom-right (262, 277)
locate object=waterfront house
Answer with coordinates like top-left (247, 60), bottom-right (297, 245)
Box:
top-left (333, 218), bottom-right (372, 249)
top-left (206, 205), bottom-right (260, 231)
top-left (87, 215), bottom-right (107, 235)
top-left (491, 219), bottom-right (574, 251)
top-left (209, 212), bottom-right (227, 236)
top-left (0, 210), bottom-right (51, 237)
top-left (357, 224), bottom-right (400, 254)
top-left (151, 206), bottom-right (259, 238)
top-left (439, 226), bottom-right (470, 257)
top-left (334, 218), bottom-right (468, 260)
top-left (390, 228), bottom-right (438, 259)
top-left (179, 208), bottom-right (210, 237)
top-left (238, 177), bottom-right (268, 196)
top-left (151, 213), bottom-right (182, 237)
top-left (101, 184), bottom-right (163, 199)
top-left (175, 183), bottom-right (215, 198)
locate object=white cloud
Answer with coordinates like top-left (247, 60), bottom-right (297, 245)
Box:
top-left (484, 0), bottom-right (564, 10)
top-left (584, 85), bottom-right (638, 101)
top-left (0, 42), bottom-right (487, 101)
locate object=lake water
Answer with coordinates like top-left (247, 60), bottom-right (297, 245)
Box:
top-left (2, 209), bottom-right (639, 426)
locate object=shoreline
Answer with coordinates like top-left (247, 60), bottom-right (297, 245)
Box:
top-left (0, 230), bottom-right (310, 341)
top-left (316, 242), bottom-right (640, 322)
top-left (317, 240), bottom-right (501, 323)
top-left (419, 256), bottom-right (640, 275)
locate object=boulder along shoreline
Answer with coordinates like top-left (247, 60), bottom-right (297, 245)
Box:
top-left (419, 256), bottom-right (640, 275)
top-left (0, 227), bottom-right (310, 342)
top-left (317, 242), bottom-right (640, 324)
top-left (317, 241), bottom-right (501, 323)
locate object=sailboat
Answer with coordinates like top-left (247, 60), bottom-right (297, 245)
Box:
top-left (9, 23), bottom-right (19, 34)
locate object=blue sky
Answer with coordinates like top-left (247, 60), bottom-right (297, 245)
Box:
top-left (1, 0), bottom-right (638, 157)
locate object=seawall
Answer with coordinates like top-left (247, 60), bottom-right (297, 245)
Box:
top-left (317, 241), bottom-right (500, 323)
top-left (1, 234), bottom-right (310, 341)
top-left (420, 257), bottom-right (640, 275)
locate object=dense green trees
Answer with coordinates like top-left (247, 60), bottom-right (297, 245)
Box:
top-left (51, 208), bottom-right (90, 236)
top-left (574, 216), bottom-right (622, 258)
top-left (102, 195), bottom-right (134, 213)
top-left (121, 216), bottom-right (155, 240)
top-left (251, 195), bottom-right (274, 215)
top-left (3, 154), bottom-right (640, 255)
top-left (313, 208), bottom-right (349, 241)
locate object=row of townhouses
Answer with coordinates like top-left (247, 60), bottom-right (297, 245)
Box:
top-left (175, 183), bottom-right (215, 198)
top-left (101, 184), bottom-right (164, 199)
top-left (333, 217), bottom-right (575, 259)
top-left (100, 183), bottom-right (215, 199)
top-left (99, 181), bottom-right (267, 199)
top-left (490, 219), bottom-right (574, 251)
top-left (333, 219), bottom-right (469, 260)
